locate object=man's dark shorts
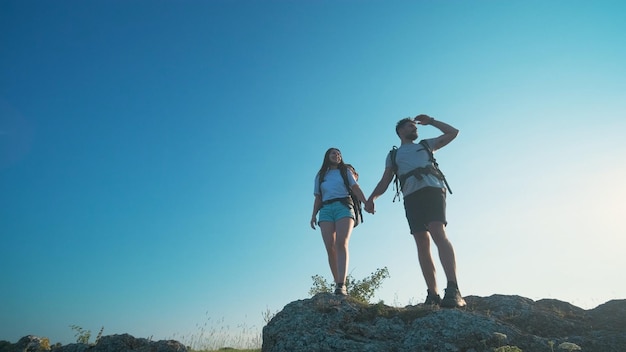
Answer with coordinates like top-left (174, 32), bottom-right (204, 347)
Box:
top-left (403, 186), bottom-right (447, 234)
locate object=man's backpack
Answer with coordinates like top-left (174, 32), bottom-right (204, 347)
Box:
top-left (339, 167), bottom-right (364, 227)
top-left (390, 139), bottom-right (453, 202)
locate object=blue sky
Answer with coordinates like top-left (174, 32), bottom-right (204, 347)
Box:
top-left (1, 0), bottom-right (625, 346)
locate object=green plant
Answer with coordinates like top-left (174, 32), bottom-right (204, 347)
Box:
top-left (309, 275), bottom-right (332, 295)
top-left (69, 325), bottom-right (91, 344)
top-left (348, 267), bottom-right (390, 303)
top-left (309, 267), bottom-right (390, 304)
top-left (40, 337), bottom-right (51, 350)
top-left (95, 326), bottom-right (104, 344)
top-left (69, 325), bottom-right (104, 345)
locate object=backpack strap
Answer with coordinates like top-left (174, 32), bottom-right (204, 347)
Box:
top-left (398, 165), bottom-right (440, 186)
top-left (419, 140), bottom-right (453, 194)
top-left (389, 146), bottom-right (401, 202)
top-left (339, 167), bottom-right (350, 194)
top-left (340, 167), bottom-right (363, 226)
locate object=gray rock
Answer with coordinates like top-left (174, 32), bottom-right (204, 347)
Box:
top-left (0, 334), bottom-right (186, 352)
top-left (13, 335), bottom-right (49, 352)
top-left (86, 334), bottom-right (186, 352)
top-left (50, 343), bottom-right (90, 352)
top-left (262, 293), bottom-right (626, 352)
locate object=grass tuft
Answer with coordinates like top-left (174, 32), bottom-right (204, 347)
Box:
top-left (172, 314), bottom-right (262, 351)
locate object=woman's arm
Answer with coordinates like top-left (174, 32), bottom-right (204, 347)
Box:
top-left (350, 184), bottom-right (368, 205)
top-left (310, 194), bottom-right (322, 229)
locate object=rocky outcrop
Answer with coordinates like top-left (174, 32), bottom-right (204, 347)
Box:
top-left (262, 293), bottom-right (626, 352)
top-left (0, 334), bottom-right (187, 352)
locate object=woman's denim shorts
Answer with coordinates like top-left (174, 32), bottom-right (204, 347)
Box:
top-left (318, 200), bottom-right (355, 223)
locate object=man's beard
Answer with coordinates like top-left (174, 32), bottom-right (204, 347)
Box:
top-left (407, 131), bottom-right (418, 140)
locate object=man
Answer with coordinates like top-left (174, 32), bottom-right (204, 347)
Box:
top-left (364, 114), bottom-right (465, 308)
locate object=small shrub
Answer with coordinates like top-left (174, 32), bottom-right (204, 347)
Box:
top-left (309, 275), bottom-right (332, 295)
top-left (347, 267), bottom-right (390, 304)
top-left (69, 325), bottom-right (91, 344)
top-left (69, 325), bottom-right (104, 345)
top-left (309, 267), bottom-right (390, 304)
top-left (40, 337), bottom-right (51, 350)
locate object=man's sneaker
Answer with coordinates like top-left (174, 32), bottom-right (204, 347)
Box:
top-left (334, 284), bottom-right (347, 296)
top-left (440, 287), bottom-right (466, 308)
top-left (424, 292), bottom-right (442, 306)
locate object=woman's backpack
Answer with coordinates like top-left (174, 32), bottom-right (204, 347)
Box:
top-left (339, 167), bottom-right (363, 227)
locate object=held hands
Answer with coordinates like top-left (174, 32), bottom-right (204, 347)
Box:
top-left (414, 114), bottom-right (434, 125)
top-left (364, 199), bottom-right (376, 214)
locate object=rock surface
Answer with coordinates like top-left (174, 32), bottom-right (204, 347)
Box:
top-left (0, 334), bottom-right (187, 352)
top-left (262, 293), bottom-right (626, 352)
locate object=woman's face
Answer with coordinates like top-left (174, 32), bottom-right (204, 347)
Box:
top-left (328, 149), bottom-right (342, 165)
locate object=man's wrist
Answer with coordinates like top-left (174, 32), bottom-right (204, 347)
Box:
top-left (429, 117), bottom-right (435, 125)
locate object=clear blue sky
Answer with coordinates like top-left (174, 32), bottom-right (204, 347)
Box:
top-left (1, 0), bottom-right (625, 346)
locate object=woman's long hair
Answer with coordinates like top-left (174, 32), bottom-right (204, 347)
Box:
top-left (317, 148), bottom-right (348, 188)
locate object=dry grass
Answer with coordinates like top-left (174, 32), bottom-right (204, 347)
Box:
top-left (172, 315), bottom-right (262, 351)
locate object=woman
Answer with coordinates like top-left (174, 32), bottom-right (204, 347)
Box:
top-left (310, 148), bottom-right (367, 295)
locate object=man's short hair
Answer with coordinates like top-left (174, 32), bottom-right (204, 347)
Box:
top-left (396, 117), bottom-right (414, 135)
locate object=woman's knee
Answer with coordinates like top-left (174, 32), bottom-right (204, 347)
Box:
top-left (335, 234), bottom-right (350, 249)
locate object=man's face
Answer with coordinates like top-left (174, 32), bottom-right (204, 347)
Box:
top-left (399, 120), bottom-right (418, 140)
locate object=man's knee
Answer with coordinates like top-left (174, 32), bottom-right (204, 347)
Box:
top-left (427, 223), bottom-right (449, 242)
top-left (413, 231), bottom-right (430, 245)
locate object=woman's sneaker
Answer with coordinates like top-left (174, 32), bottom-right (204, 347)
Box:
top-left (440, 287), bottom-right (466, 308)
top-left (424, 292), bottom-right (442, 306)
top-left (334, 283), bottom-right (347, 296)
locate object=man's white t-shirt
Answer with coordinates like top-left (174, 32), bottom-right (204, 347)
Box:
top-left (385, 138), bottom-right (445, 197)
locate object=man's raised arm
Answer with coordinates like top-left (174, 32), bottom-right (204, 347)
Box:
top-left (415, 114), bottom-right (459, 150)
